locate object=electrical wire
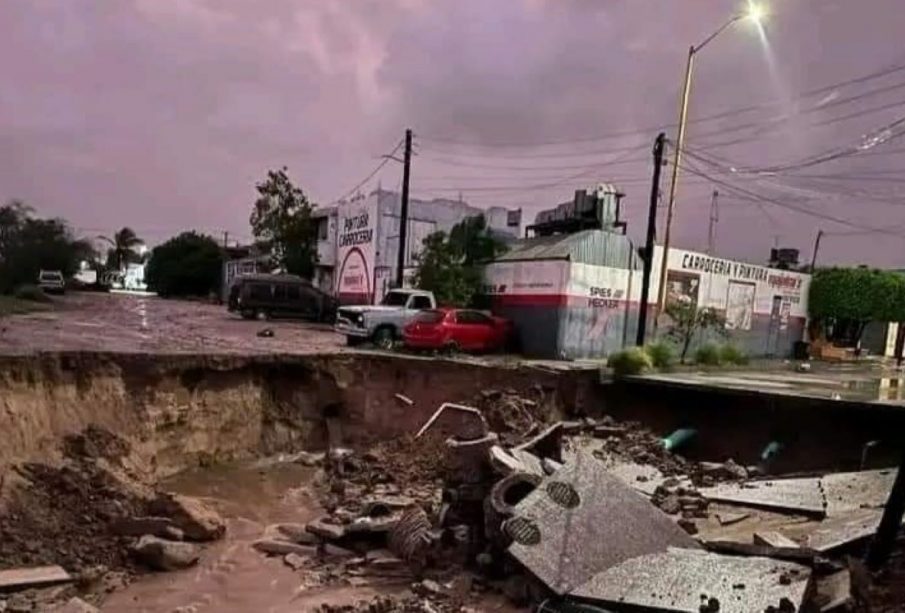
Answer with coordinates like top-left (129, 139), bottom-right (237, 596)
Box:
top-left (330, 139), bottom-right (404, 203)
top-left (678, 160), bottom-right (905, 235)
top-left (417, 61), bottom-right (905, 148)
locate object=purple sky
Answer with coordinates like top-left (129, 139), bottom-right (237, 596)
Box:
top-left (2, 0), bottom-right (904, 266)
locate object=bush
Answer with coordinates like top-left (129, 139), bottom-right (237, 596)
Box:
top-left (644, 341), bottom-right (675, 369)
top-left (719, 344), bottom-right (749, 366)
top-left (145, 232), bottom-right (223, 298)
top-left (694, 343), bottom-right (722, 366)
top-left (13, 284), bottom-right (51, 302)
top-left (608, 347), bottom-right (653, 377)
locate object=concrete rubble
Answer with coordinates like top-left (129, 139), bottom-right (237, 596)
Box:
top-left (234, 389), bottom-right (905, 611)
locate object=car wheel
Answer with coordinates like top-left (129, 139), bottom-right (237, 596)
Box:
top-left (240, 310), bottom-right (255, 320)
top-left (442, 340), bottom-right (460, 356)
top-left (372, 326), bottom-right (396, 351)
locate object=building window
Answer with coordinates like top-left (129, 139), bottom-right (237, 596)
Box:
top-left (318, 219), bottom-right (328, 240)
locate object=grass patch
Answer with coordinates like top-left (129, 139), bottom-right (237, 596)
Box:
top-left (719, 344), bottom-right (749, 366)
top-left (694, 343), bottom-right (722, 366)
top-left (608, 347), bottom-right (653, 377)
top-left (644, 341), bottom-right (676, 370)
top-left (0, 295), bottom-right (50, 317)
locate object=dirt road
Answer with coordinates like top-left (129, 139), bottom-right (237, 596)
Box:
top-left (0, 292), bottom-right (345, 355)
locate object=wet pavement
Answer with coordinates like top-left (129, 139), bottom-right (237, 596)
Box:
top-left (633, 361), bottom-right (905, 406)
top-left (0, 292), bottom-right (345, 355)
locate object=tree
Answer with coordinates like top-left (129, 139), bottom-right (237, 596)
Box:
top-left (0, 201), bottom-right (93, 293)
top-left (665, 302), bottom-right (728, 363)
top-left (101, 227), bottom-right (144, 271)
top-left (145, 232), bottom-right (223, 298)
top-left (250, 168), bottom-right (318, 278)
top-left (809, 267), bottom-right (905, 345)
top-left (413, 215), bottom-right (508, 307)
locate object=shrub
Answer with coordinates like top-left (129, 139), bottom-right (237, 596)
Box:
top-left (14, 284), bottom-right (51, 302)
top-left (644, 341), bottom-right (675, 369)
top-left (719, 344), bottom-right (749, 366)
top-left (608, 347), bottom-right (653, 377)
top-left (694, 343), bottom-right (722, 366)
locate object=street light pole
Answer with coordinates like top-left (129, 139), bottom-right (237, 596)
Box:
top-left (653, 7), bottom-right (763, 328)
top-left (653, 46), bottom-right (695, 328)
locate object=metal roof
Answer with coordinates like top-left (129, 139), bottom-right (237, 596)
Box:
top-left (495, 229), bottom-right (637, 269)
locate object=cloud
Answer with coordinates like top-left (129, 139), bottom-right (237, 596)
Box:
top-left (0, 0), bottom-right (903, 265)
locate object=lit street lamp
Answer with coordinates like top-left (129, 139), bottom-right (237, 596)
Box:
top-left (654, 2), bottom-right (766, 323)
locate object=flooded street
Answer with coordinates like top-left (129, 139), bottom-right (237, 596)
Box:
top-left (0, 292), bottom-right (344, 355)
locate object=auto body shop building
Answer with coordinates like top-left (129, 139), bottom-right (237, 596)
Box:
top-left (484, 230), bottom-right (810, 360)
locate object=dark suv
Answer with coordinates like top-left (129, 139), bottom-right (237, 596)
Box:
top-left (227, 274), bottom-right (337, 322)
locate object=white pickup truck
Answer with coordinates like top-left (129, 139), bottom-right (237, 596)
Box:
top-left (335, 289), bottom-right (436, 349)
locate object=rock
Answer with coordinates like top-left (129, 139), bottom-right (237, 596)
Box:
top-left (130, 535), bottom-right (200, 571)
top-left (699, 460), bottom-right (748, 481)
top-left (256, 328), bottom-right (274, 338)
top-left (265, 523), bottom-right (321, 545)
top-left (50, 598), bottom-right (99, 613)
top-left (251, 539), bottom-right (317, 557)
top-left (417, 579), bottom-right (444, 596)
top-left (322, 544), bottom-right (355, 559)
top-left (658, 495), bottom-right (682, 515)
top-left (283, 553), bottom-right (308, 571)
top-left (365, 550), bottom-right (405, 571)
top-left (149, 493), bottom-right (225, 542)
top-left (111, 516), bottom-right (182, 539)
top-left (306, 517), bottom-right (346, 541)
top-left (5, 594), bottom-right (33, 613)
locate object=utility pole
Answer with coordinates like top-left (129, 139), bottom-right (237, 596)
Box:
top-left (222, 231), bottom-right (229, 249)
top-left (707, 190), bottom-right (719, 255)
top-left (810, 229), bottom-right (824, 272)
top-left (396, 128), bottom-right (413, 288)
top-left (636, 133), bottom-right (667, 347)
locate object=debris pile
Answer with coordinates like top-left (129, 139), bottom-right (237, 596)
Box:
top-left (259, 391), bottom-right (905, 612)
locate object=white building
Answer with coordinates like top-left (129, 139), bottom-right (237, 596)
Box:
top-left (314, 189), bottom-right (521, 304)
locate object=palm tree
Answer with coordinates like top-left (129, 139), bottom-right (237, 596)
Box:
top-left (99, 227), bottom-right (144, 271)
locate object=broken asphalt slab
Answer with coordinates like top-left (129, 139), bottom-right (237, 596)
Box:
top-left (506, 448), bottom-right (699, 595)
top-left (699, 469), bottom-right (898, 518)
top-left (571, 547), bottom-right (812, 613)
top-left (699, 476), bottom-right (827, 515)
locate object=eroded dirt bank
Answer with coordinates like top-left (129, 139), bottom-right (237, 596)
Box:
top-left (0, 352), bottom-right (593, 478)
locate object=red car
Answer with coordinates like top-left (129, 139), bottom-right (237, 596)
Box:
top-left (403, 308), bottom-right (512, 353)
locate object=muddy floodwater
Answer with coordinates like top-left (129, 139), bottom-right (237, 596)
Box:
top-left (101, 459), bottom-right (411, 613)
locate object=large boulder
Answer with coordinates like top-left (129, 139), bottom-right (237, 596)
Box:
top-left (149, 493), bottom-right (225, 542)
top-left (130, 535), bottom-right (200, 571)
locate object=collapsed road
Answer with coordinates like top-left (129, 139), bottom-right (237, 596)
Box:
top-left (0, 351), bottom-right (904, 611)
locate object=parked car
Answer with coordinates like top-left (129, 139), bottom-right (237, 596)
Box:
top-left (227, 274), bottom-right (337, 322)
top-left (335, 289), bottom-right (436, 349)
top-left (403, 308), bottom-right (512, 353)
top-left (37, 270), bottom-right (65, 294)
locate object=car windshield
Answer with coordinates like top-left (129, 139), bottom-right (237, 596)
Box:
top-left (381, 291), bottom-right (409, 307)
top-left (415, 310), bottom-right (445, 324)
top-left (40, 272), bottom-right (62, 280)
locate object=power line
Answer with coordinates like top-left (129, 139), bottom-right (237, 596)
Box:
top-left (416, 61), bottom-right (905, 148)
top-left (678, 161), bottom-right (905, 235)
top-left (331, 139), bottom-right (404, 203)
